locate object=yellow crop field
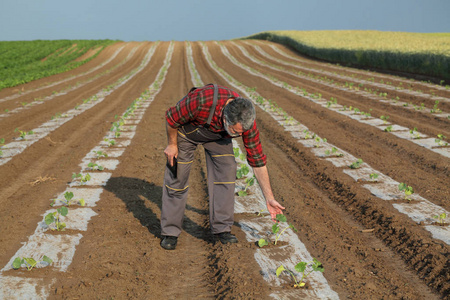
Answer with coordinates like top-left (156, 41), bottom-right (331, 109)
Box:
top-left (245, 30), bottom-right (450, 80)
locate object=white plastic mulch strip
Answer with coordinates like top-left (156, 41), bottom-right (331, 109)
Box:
top-left (0, 43), bottom-right (159, 167)
top-left (0, 45), bottom-right (137, 119)
top-left (0, 42), bottom-right (174, 299)
top-left (227, 42), bottom-right (450, 159)
top-left (233, 142), bottom-right (339, 300)
top-left (195, 43), bottom-right (339, 299)
top-left (259, 40), bottom-right (450, 95)
top-left (0, 44), bottom-right (127, 103)
top-left (203, 43), bottom-right (450, 246)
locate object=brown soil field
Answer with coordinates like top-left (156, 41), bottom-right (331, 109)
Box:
top-left (0, 40), bottom-right (448, 299)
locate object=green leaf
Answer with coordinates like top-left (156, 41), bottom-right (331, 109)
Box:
top-left (272, 223), bottom-right (280, 234)
top-left (58, 206), bottom-right (68, 217)
top-left (295, 262), bottom-right (307, 273)
top-left (312, 259), bottom-right (324, 272)
top-left (276, 214), bottom-right (287, 223)
top-left (45, 213), bottom-right (55, 225)
top-left (59, 223), bottom-right (66, 231)
top-left (64, 192), bottom-right (74, 201)
top-left (238, 191), bottom-right (247, 197)
top-left (258, 238), bottom-right (269, 248)
top-left (276, 265), bottom-right (285, 277)
top-left (12, 257), bottom-right (23, 269)
top-left (42, 255), bottom-right (53, 265)
top-left (24, 258), bottom-right (37, 269)
top-left (79, 198), bottom-right (86, 206)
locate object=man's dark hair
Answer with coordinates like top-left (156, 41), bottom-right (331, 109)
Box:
top-left (223, 97), bottom-right (256, 131)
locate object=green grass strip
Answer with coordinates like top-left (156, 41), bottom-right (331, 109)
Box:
top-left (0, 39), bottom-right (120, 90)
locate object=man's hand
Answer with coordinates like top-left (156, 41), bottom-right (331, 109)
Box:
top-left (266, 199), bottom-right (285, 221)
top-left (164, 144), bottom-right (178, 166)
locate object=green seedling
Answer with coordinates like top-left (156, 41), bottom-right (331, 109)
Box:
top-left (369, 173), bottom-right (379, 181)
top-left (380, 115), bottom-right (389, 124)
top-left (12, 256), bottom-right (53, 271)
top-left (435, 134), bottom-right (448, 146)
top-left (303, 130), bottom-right (315, 140)
top-left (384, 125), bottom-right (393, 132)
top-left (104, 138), bottom-right (116, 147)
top-left (52, 191), bottom-right (85, 207)
top-left (45, 206), bottom-right (68, 231)
top-left (87, 162), bottom-right (104, 171)
top-left (324, 147), bottom-right (343, 157)
top-left (238, 175), bottom-right (255, 197)
top-left (15, 128), bottom-right (34, 139)
top-left (433, 213), bottom-right (447, 225)
top-left (430, 100), bottom-right (442, 113)
top-left (233, 147), bottom-right (240, 158)
top-left (258, 214), bottom-right (296, 247)
top-left (409, 127), bottom-right (421, 139)
top-left (349, 158), bottom-right (363, 169)
top-left (276, 258), bottom-right (324, 288)
top-left (398, 183), bottom-right (414, 201)
top-left (236, 164), bottom-right (250, 179)
top-left (0, 138), bottom-right (4, 157)
top-left (72, 172), bottom-right (91, 183)
top-left (93, 150), bottom-right (108, 159)
top-left (314, 137), bottom-right (327, 148)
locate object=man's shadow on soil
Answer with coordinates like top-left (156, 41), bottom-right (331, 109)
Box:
top-left (105, 177), bottom-right (214, 243)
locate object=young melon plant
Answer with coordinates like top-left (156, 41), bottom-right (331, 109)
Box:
top-left (409, 127), bottom-right (421, 139)
top-left (324, 147), bottom-right (343, 157)
top-left (258, 214), bottom-right (296, 247)
top-left (238, 175), bottom-right (256, 196)
top-left (433, 213), bottom-right (447, 225)
top-left (369, 173), bottom-right (379, 181)
top-left (15, 128), bottom-right (34, 139)
top-left (51, 191), bottom-right (85, 207)
top-left (236, 164), bottom-right (250, 179)
top-left (435, 134), bottom-right (448, 146)
top-left (13, 256), bottom-right (53, 271)
top-left (0, 138), bottom-right (4, 157)
top-left (72, 172), bottom-right (91, 184)
top-left (349, 158), bottom-right (363, 169)
top-left (276, 258), bottom-right (324, 288)
top-left (398, 183), bottom-right (414, 201)
top-left (87, 162), bottom-right (104, 171)
top-left (45, 206), bottom-right (68, 231)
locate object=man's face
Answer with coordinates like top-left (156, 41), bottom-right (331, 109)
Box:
top-left (224, 119), bottom-right (244, 137)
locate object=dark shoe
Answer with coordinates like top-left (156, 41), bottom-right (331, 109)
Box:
top-left (215, 232), bottom-right (238, 244)
top-left (160, 236), bottom-right (178, 250)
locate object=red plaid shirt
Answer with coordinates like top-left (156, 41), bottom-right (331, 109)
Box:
top-left (166, 84), bottom-right (267, 167)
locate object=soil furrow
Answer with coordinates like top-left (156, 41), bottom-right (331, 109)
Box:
top-left (0, 40), bottom-right (448, 299)
top-left (248, 40), bottom-right (450, 98)
top-left (0, 43), bottom-right (147, 141)
top-left (225, 41), bottom-right (450, 140)
top-left (48, 42), bottom-right (219, 299)
top-left (0, 42), bottom-right (167, 268)
top-left (201, 40), bottom-right (449, 297)
top-left (211, 41), bottom-right (450, 210)
top-left (240, 41), bottom-right (450, 111)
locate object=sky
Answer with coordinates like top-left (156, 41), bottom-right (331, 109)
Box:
top-left (1, 0), bottom-right (449, 41)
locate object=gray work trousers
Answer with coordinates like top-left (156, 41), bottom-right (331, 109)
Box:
top-left (160, 125), bottom-right (237, 237)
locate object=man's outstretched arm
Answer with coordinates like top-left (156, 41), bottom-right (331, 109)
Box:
top-left (252, 165), bottom-right (285, 220)
top-left (164, 121), bottom-right (178, 166)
